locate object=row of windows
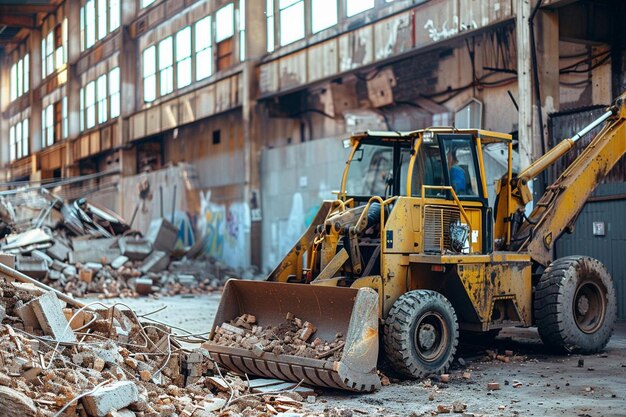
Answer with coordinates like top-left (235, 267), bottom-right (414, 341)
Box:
top-left (142, 2), bottom-right (244, 103)
top-left (42, 98), bottom-right (68, 148)
top-left (9, 120), bottom-right (29, 162)
top-left (79, 67), bottom-right (121, 132)
top-left (42, 19), bottom-right (68, 79)
top-left (268, 0), bottom-right (395, 51)
top-left (9, 54), bottom-right (29, 102)
top-left (80, 0), bottom-right (120, 51)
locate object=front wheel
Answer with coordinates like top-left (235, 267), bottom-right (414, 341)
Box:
top-left (383, 290), bottom-right (458, 378)
top-left (534, 256), bottom-right (617, 353)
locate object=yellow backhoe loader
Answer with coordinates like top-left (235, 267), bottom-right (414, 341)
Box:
top-left (206, 92), bottom-right (626, 392)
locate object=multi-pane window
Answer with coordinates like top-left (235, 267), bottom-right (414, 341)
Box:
top-left (158, 37), bottom-right (174, 96)
top-left (85, 0), bottom-right (96, 48)
top-left (239, 0), bottom-right (246, 61)
top-left (79, 67), bottom-right (120, 132)
top-left (216, 3), bottom-right (235, 70)
top-left (80, 0), bottom-right (120, 51)
top-left (97, 74), bottom-right (108, 124)
top-left (86, 81), bottom-right (96, 129)
top-left (195, 16), bottom-right (212, 81)
top-left (266, 0), bottom-right (275, 52)
top-left (215, 4), bottom-right (234, 42)
top-left (109, 67), bottom-right (121, 118)
top-left (42, 105), bottom-right (54, 147)
top-left (42, 21), bottom-right (67, 79)
top-left (279, 0), bottom-right (304, 46)
top-left (346, 0), bottom-right (375, 17)
top-left (140, 2), bottom-right (247, 102)
top-left (175, 27), bottom-right (192, 88)
top-left (143, 46), bottom-right (157, 102)
top-left (80, 86), bottom-right (85, 132)
top-left (311, 0), bottom-right (337, 33)
top-left (41, 100), bottom-right (67, 147)
top-left (110, 0), bottom-right (120, 31)
top-left (9, 54), bottom-right (29, 102)
top-left (98, 0), bottom-right (107, 40)
top-left (9, 120), bottom-right (29, 162)
top-left (62, 97), bottom-right (68, 139)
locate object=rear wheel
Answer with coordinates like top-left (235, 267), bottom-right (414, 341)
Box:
top-left (535, 256), bottom-right (616, 353)
top-left (383, 290), bottom-right (458, 378)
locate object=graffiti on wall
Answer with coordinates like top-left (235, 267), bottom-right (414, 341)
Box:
top-left (197, 191), bottom-right (251, 268)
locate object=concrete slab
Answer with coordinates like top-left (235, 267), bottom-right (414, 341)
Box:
top-left (28, 291), bottom-right (76, 343)
top-left (81, 381), bottom-right (139, 417)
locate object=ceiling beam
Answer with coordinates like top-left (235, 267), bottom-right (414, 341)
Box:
top-left (0, 14), bottom-right (35, 28)
top-left (0, 4), bottom-right (57, 14)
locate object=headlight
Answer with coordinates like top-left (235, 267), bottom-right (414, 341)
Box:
top-left (342, 138), bottom-right (352, 149)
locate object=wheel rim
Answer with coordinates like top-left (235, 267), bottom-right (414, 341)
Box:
top-left (573, 280), bottom-right (606, 334)
top-left (413, 312), bottom-right (449, 362)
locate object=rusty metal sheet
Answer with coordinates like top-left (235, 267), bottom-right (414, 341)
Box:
top-left (259, 61), bottom-right (279, 95)
top-left (308, 39), bottom-right (339, 83)
top-left (145, 106), bottom-right (161, 136)
top-left (130, 112), bottom-right (146, 141)
top-left (278, 51), bottom-right (307, 91)
top-left (459, 0), bottom-right (513, 30)
top-left (196, 84), bottom-right (216, 118)
top-left (414, 0), bottom-right (460, 49)
top-left (179, 92), bottom-right (196, 125)
top-left (374, 11), bottom-right (413, 61)
top-left (215, 78), bottom-right (232, 113)
top-left (161, 99), bottom-right (179, 131)
top-left (339, 26), bottom-right (374, 72)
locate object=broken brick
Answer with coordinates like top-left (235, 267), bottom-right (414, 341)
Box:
top-left (487, 382), bottom-right (500, 390)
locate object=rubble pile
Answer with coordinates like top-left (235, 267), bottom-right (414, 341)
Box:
top-left (211, 313), bottom-right (345, 361)
top-left (0, 189), bottom-right (252, 298)
top-left (0, 276), bottom-right (315, 416)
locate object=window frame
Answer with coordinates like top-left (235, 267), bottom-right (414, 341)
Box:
top-left (143, 45), bottom-right (157, 102)
top-left (311, 0), bottom-right (338, 33)
top-left (278, 0), bottom-right (305, 46)
top-left (175, 26), bottom-right (192, 89)
top-left (158, 36), bottom-right (174, 96)
top-left (194, 15), bottom-right (213, 81)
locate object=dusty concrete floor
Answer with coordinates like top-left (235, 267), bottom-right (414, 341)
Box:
top-left (92, 294), bottom-right (626, 417)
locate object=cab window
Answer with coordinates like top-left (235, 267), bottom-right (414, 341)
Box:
top-left (441, 136), bottom-right (480, 197)
top-left (410, 142), bottom-right (445, 197)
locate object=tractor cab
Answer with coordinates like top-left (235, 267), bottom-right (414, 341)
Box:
top-left (340, 129), bottom-right (513, 255)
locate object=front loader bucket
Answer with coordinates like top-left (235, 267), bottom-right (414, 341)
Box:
top-left (206, 280), bottom-right (381, 392)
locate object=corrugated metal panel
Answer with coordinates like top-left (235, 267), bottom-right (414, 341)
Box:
top-left (551, 107), bottom-right (626, 318)
top-left (547, 106), bottom-right (626, 184)
top-left (556, 195), bottom-right (626, 319)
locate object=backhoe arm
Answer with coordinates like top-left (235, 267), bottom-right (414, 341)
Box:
top-left (512, 93), bottom-right (626, 265)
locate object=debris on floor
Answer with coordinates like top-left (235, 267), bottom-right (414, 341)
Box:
top-left (0, 271), bottom-right (318, 416)
top-left (209, 313), bottom-right (345, 361)
top-left (0, 189), bottom-right (260, 298)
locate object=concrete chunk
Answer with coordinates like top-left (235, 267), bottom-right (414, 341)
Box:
top-left (139, 251), bottom-right (169, 273)
top-left (111, 256), bottom-right (129, 269)
top-left (29, 291), bottom-right (76, 343)
top-left (15, 302), bottom-right (41, 330)
top-left (0, 386), bottom-right (37, 416)
top-left (81, 381), bottom-right (139, 417)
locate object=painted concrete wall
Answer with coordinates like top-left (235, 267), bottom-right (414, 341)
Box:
top-left (260, 136), bottom-right (349, 272)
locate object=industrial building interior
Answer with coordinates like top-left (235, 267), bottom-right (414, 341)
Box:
top-left (0, 0), bottom-right (625, 416)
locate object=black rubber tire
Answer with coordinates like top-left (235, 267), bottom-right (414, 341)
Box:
top-left (383, 290), bottom-right (459, 378)
top-left (535, 256), bottom-right (617, 353)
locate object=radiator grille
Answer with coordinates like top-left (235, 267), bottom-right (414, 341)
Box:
top-left (423, 206), bottom-right (461, 253)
